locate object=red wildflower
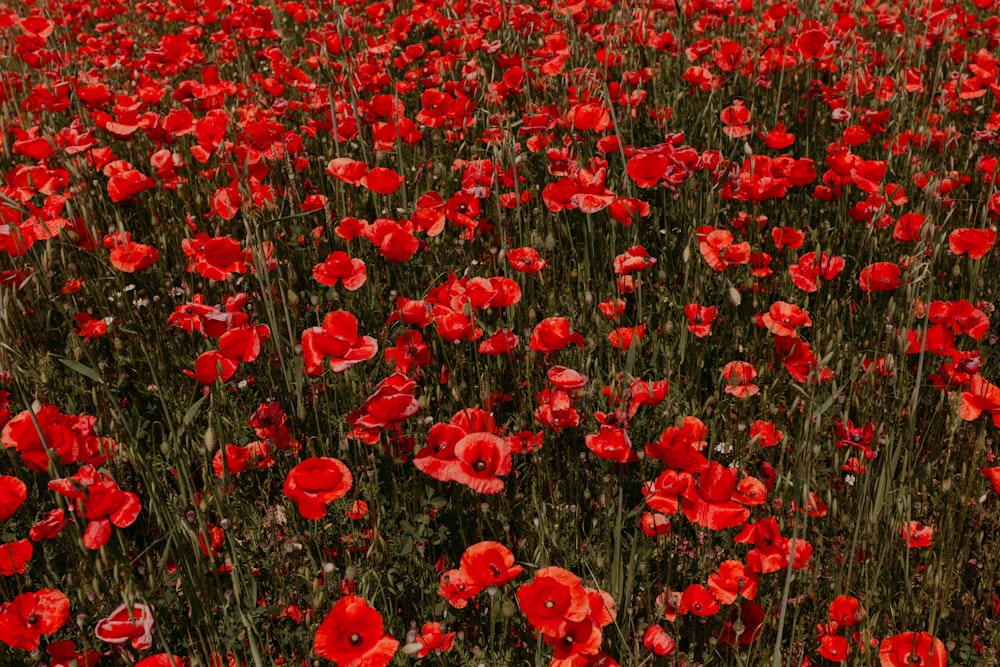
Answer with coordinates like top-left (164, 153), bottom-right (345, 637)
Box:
top-left (135, 656), bottom-right (187, 667)
top-left (313, 251), bottom-right (367, 291)
top-left (0, 589), bottom-right (70, 650)
top-left (314, 596), bottom-right (398, 667)
top-left (529, 317), bottom-right (585, 354)
top-left (679, 584), bottom-right (721, 617)
top-left (516, 567), bottom-right (590, 637)
top-left (459, 541), bottom-right (524, 590)
top-left (0, 475), bottom-right (27, 521)
top-left (759, 301), bottom-right (812, 337)
top-left (613, 246), bottom-right (656, 274)
top-left (183, 350), bottom-right (239, 384)
top-left (723, 361), bottom-right (759, 398)
top-left (0, 539), bottom-right (33, 575)
top-left (829, 596), bottom-right (864, 627)
top-left (983, 467), bottom-right (1000, 494)
top-left (699, 229), bottom-right (751, 270)
top-left (402, 622), bottom-right (456, 658)
top-left (900, 521), bottom-right (933, 548)
top-left (608, 325), bottom-right (644, 350)
top-left (95, 602), bottom-right (155, 650)
top-left (750, 420), bottom-right (783, 447)
top-left (708, 560), bottom-right (758, 604)
top-left (818, 634), bottom-right (849, 662)
top-left (362, 167), bottom-right (404, 195)
top-left (684, 304), bottom-right (718, 338)
top-left (182, 234), bottom-right (247, 280)
top-left (643, 625), bottom-right (676, 657)
top-left (958, 374), bottom-right (1000, 426)
top-left (451, 433), bottom-right (512, 494)
top-left (507, 247), bottom-right (547, 274)
top-left (948, 228), bottom-right (995, 259)
top-left (859, 262), bottom-right (903, 292)
top-left (301, 310), bottom-right (379, 376)
top-left (789, 251), bottom-right (845, 292)
top-left (879, 632), bottom-right (946, 667)
top-left (283, 458), bottom-right (352, 520)
top-left (47, 465), bottom-right (141, 550)
top-left (585, 425), bottom-right (637, 463)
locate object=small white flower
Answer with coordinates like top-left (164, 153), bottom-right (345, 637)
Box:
top-left (845, 474), bottom-right (856, 487)
top-left (715, 441), bottom-right (733, 454)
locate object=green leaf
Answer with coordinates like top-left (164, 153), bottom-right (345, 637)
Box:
top-left (183, 395), bottom-right (207, 427)
top-left (57, 357), bottom-right (102, 383)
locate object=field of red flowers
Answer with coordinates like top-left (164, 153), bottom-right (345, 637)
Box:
top-left (2, 0), bottom-right (1000, 664)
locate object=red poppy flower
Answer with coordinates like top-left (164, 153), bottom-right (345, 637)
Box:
top-left (699, 229), bottom-right (751, 270)
top-left (135, 655), bottom-right (187, 667)
top-left (212, 441), bottom-right (273, 478)
top-left (681, 462), bottom-right (751, 530)
top-left (402, 622), bottom-right (456, 658)
top-left (759, 301), bottom-right (812, 337)
top-left (640, 512), bottom-right (671, 537)
top-left (684, 304), bottom-right (718, 338)
top-left (183, 350), bottom-right (239, 384)
top-left (958, 374), bottom-right (1000, 426)
top-left (218, 325), bottom-right (270, 363)
top-left (182, 234), bottom-right (247, 280)
top-left (301, 310), bottom-right (379, 376)
top-left (459, 541), bottom-right (524, 589)
top-left (477, 329), bottom-right (520, 355)
top-left (507, 247), bottom-right (547, 274)
top-left (313, 251), bottom-right (367, 291)
top-left (0, 539), bottom-right (33, 575)
top-left (983, 467), bottom-right (1000, 494)
top-left (879, 632), bottom-right (946, 667)
top-left (893, 213), bottom-right (928, 243)
top-left (608, 325), bottom-right (644, 350)
top-left (613, 246), bottom-right (656, 274)
top-left (626, 152), bottom-right (668, 188)
top-left (283, 457), bottom-right (353, 519)
top-left (95, 602), bottom-right (155, 650)
top-left (48, 465), bottom-right (141, 550)
top-left (326, 158), bottom-right (368, 186)
top-left (0, 588), bottom-right (70, 650)
top-left (723, 361), bottom-right (759, 398)
top-left (762, 123), bottom-right (796, 149)
top-left (3, 406), bottom-right (112, 473)
top-left (859, 262), bottom-right (903, 292)
top-left (47, 639), bottom-right (100, 667)
top-left (948, 228), bottom-right (995, 259)
top-left (0, 475), bottom-right (27, 521)
top-left (818, 634), bottom-right (849, 662)
top-left (707, 560), bottom-right (758, 604)
top-left (789, 251), bottom-right (845, 292)
top-left (529, 317), bottom-right (585, 354)
top-left (362, 167), bottom-right (404, 195)
top-left (750, 420), bottom-right (783, 447)
top-left (108, 241), bottom-right (159, 273)
top-left (679, 584), bottom-right (721, 617)
top-left (29, 508), bottom-right (66, 541)
top-left (516, 567), bottom-right (590, 637)
top-left (350, 373), bottom-right (420, 434)
top-left (451, 432), bottom-right (512, 494)
top-left (598, 298), bottom-right (626, 320)
top-left (585, 425), bottom-right (637, 463)
top-left (314, 596), bottom-right (398, 667)
top-left (107, 168), bottom-right (155, 202)
top-left (717, 601), bottom-right (765, 647)
top-left (900, 521), bottom-right (933, 548)
top-left (829, 595), bottom-right (864, 627)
